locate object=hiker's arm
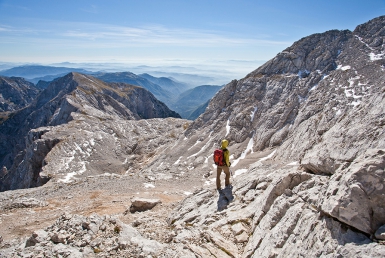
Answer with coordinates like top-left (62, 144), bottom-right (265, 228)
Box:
top-left (224, 150), bottom-right (230, 167)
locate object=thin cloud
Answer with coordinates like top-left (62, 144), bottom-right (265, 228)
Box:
top-left (0, 18), bottom-right (291, 48)
top-left (2, 3), bottom-right (31, 11)
top-left (80, 5), bottom-right (99, 14)
top-left (57, 22), bottom-right (291, 47)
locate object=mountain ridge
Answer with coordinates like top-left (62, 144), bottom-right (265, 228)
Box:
top-left (0, 65), bottom-right (93, 80)
top-left (0, 72), bottom-right (181, 191)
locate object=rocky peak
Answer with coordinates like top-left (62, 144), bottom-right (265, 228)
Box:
top-left (185, 15), bottom-right (385, 164)
top-left (353, 15), bottom-right (385, 50)
top-left (253, 29), bottom-right (351, 76)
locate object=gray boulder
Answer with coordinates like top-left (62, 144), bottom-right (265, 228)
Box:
top-left (320, 149), bottom-right (385, 234)
top-left (129, 197), bottom-right (162, 213)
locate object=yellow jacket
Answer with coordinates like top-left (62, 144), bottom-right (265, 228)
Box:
top-left (221, 139), bottom-right (230, 167)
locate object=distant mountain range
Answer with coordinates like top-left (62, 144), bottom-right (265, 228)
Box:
top-left (93, 71), bottom-right (173, 104)
top-left (0, 65), bottom-right (223, 119)
top-left (0, 65), bottom-right (93, 82)
top-left (139, 73), bottom-right (190, 95)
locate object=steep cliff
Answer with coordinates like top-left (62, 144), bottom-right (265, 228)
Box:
top-left (0, 76), bottom-right (40, 112)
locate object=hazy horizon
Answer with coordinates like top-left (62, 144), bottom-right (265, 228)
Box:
top-left (0, 0), bottom-right (384, 84)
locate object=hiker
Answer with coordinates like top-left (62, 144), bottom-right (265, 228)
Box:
top-left (214, 139), bottom-right (231, 190)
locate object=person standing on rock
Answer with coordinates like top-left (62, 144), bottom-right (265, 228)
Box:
top-left (214, 139), bottom-right (231, 190)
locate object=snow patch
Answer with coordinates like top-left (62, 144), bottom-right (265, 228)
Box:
top-left (144, 183), bottom-right (155, 188)
top-left (369, 53), bottom-right (383, 61)
top-left (183, 191), bottom-right (192, 196)
top-left (188, 139), bottom-right (202, 150)
top-left (174, 156), bottom-right (182, 165)
top-left (344, 88), bottom-right (353, 97)
top-left (225, 119), bottom-right (230, 136)
top-left (337, 65), bottom-right (351, 71)
top-left (309, 84), bottom-right (318, 91)
top-left (59, 172), bottom-right (77, 183)
top-left (232, 135), bottom-right (254, 167)
top-left (250, 107), bottom-right (258, 122)
top-left (350, 100), bottom-right (361, 107)
top-left (204, 177), bottom-right (216, 186)
top-left (259, 150), bottom-right (276, 162)
top-left (188, 133), bottom-right (214, 158)
top-left (233, 169), bottom-right (248, 178)
top-left (287, 161), bottom-right (298, 166)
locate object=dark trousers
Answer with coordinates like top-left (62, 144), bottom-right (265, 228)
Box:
top-left (216, 165), bottom-right (230, 189)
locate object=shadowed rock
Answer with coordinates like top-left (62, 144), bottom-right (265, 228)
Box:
top-left (129, 198), bottom-right (162, 213)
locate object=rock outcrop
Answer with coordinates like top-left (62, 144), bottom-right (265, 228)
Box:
top-left (0, 76), bottom-right (40, 112)
top-left (2, 213), bottom-right (166, 257)
top-left (129, 198), bottom-right (162, 213)
top-left (167, 157), bottom-right (385, 257)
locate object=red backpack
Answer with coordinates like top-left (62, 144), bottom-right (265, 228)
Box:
top-left (213, 149), bottom-right (226, 166)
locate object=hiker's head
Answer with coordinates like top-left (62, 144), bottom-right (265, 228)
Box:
top-left (221, 139), bottom-right (229, 149)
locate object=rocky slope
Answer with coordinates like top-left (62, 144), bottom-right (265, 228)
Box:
top-left (0, 72), bottom-right (181, 191)
top-left (0, 76), bottom-right (40, 112)
top-left (143, 15), bottom-right (385, 256)
top-left (1, 16), bottom-right (385, 258)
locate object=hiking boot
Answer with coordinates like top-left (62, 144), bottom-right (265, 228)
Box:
top-left (227, 195), bottom-right (235, 202)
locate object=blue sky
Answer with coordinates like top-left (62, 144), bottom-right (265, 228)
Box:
top-left (0, 0), bottom-right (384, 82)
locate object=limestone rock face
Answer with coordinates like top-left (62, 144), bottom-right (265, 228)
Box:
top-left (154, 15), bottom-right (385, 257)
top-left (320, 148), bottom-right (385, 234)
top-left (0, 76), bottom-right (40, 112)
top-left (167, 162), bottom-right (385, 257)
top-left (185, 16), bottom-right (385, 175)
